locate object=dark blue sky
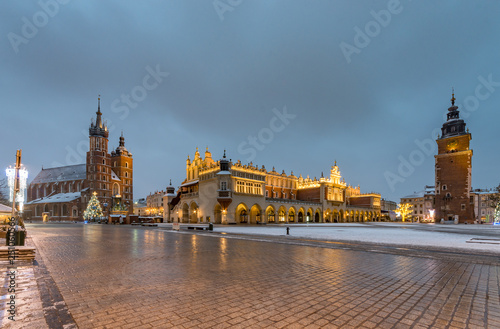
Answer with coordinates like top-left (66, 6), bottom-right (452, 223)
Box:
top-left (1, 1), bottom-right (499, 201)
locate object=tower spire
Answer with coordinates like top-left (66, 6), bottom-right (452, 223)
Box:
top-left (96, 95), bottom-right (103, 128)
top-left (90, 95), bottom-right (108, 137)
top-left (451, 88), bottom-right (455, 106)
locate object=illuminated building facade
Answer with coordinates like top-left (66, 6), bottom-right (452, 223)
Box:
top-left (24, 97), bottom-right (133, 221)
top-left (146, 190), bottom-right (165, 216)
top-left (164, 148), bottom-right (381, 224)
top-left (401, 185), bottom-right (435, 221)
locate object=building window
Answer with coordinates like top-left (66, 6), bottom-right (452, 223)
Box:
top-left (461, 204), bottom-right (466, 210)
top-left (236, 181), bottom-right (244, 193)
top-left (265, 190), bottom-right (269, 197)
top-left (125, 162), bottom-right (129, 168)
top-left (442, 185), bottom-right (447, 190)
top-left (253, 184), bottom-right (262, 195)
top-left (220, 182), bottom-right (227, 191)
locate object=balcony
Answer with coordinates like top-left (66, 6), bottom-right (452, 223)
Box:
top-left (182, 192), bottom-right (199, 198)
top-left (218, 190), bottom-right (232, 198)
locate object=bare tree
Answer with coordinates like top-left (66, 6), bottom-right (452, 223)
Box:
top-left (488, 183), bottom-right (500, 207)
top-left (0, 178), bottom-right (10, 206)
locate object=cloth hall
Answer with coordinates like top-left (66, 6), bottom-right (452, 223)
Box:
top-left (163, 148), bottom-right (381, 224)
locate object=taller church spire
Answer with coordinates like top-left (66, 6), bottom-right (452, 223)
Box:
top-left (96, 95), bottom-right (103, 128)
top-left (89, 95), bottom-right (109, 138)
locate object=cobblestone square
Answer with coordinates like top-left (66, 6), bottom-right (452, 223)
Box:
top-left (2, 223), bottom-right (500, 328)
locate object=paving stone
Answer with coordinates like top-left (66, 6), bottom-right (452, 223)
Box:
top-left (11, 223), bottom-right (500, 329)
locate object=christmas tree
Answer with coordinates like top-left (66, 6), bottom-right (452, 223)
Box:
top-left (83, 192), bottom-right (104, 221)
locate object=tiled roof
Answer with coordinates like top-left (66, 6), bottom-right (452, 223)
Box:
top-left (26, 192), bottom-right (82, 204)
top-left (31, 164), bottom-right (86, 184)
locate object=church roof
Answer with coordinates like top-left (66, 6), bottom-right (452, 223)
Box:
top-left (31, 164), bottom-right (86, 184)
top-left (27, 191), bottom-right (82, 204)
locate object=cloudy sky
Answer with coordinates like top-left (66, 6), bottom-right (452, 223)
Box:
top-left (1, 0), bottom-right (499, 201)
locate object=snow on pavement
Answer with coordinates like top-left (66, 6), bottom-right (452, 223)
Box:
top-left (160, 223), bottom-right (500, 254)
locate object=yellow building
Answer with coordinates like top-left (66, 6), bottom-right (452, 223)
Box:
top-left (163, 148), bottom-right (381, 224)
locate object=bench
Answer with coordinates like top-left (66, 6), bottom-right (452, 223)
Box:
top-left (141, 223), bottom-right (158, 227)
top-left (0, 246), bottom-right (36, 261)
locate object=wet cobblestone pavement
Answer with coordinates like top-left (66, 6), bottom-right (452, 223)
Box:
top-left (6, 223), bottom-right (500, 328)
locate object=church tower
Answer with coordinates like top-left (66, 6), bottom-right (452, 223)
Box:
top-left (111, 132), bottom-right (133, 214)
top-left (87, 96), bottom-right (112, 212)
top-left (434, 91), bottom-right (473, 223)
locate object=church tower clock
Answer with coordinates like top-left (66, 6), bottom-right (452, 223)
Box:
top-left (434, 91), bottom-right (473, 223)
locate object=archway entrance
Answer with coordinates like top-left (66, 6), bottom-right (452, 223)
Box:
top-left (266, 206), bottom-right (275, 223)
top-left (235, 203), bottom-right (249, 224)
top-left (214, 204), bottom-right (222, 224)
top-left (182, 203), bottom-right (189, 223)
top-left (250, 205), bottom-right (261, 224)
top-left (288, 208), bottom-right (295, 223)
top-left (189, 203), bottom-right (199, 223)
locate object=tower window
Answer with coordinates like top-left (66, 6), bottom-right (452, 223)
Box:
top-left (442, 185), bottom-right (447, 190)
top-left (220, 182), bottom-right (227, 191)
top-left (461, 204), bottom-right (466, 210)
top-left (125, 162), bottom-right (129, 168)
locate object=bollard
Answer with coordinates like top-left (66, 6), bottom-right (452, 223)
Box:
top-left (286, 227), bottom-right (290, 235)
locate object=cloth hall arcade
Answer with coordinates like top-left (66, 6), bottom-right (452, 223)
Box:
top-left (163, 148), bottom-right (381, 224)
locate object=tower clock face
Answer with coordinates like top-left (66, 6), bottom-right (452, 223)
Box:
top-left (447, 139), bottom-right (458, 149)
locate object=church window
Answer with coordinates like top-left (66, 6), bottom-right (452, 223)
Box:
top-left (125, 162), bottom-right (129, 168)
top-left (113, 183), bottom-right (120, 196)
top-left (125, 172), bottom-right (128, 178)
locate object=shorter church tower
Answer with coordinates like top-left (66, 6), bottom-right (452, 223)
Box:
top-left (434, 91), bottom-right (473, 223)
top-left (111, 132), bottom-right (133, 214)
